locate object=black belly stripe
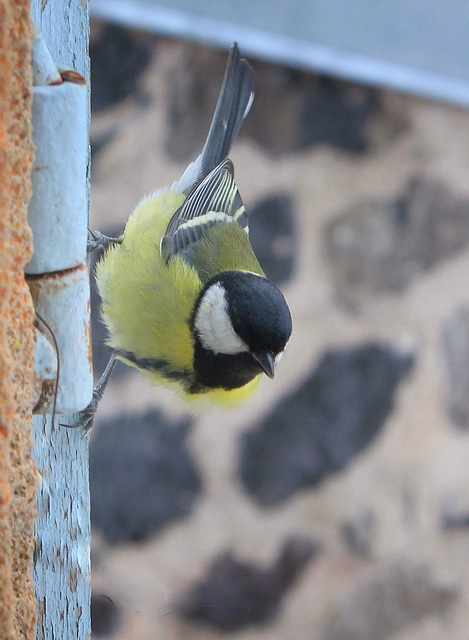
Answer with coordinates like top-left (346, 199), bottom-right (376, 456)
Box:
top-left (116, 349), bottom-right (190, 383)
top-left (117, 344), bottom-right (262, 395)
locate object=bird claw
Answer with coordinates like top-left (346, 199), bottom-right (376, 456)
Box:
top-left (61, 354), bottom-right (118, 436)
top-left (61, 394), bottom-right (100, 436)
top-left (87, 229), bottom-right (123, 253)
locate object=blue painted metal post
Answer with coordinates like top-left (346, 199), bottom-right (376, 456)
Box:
top-left (29, 2), bottom-right (92, 638)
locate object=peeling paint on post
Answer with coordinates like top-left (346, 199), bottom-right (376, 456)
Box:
top-left (30, 2), bottom-right (91, 639)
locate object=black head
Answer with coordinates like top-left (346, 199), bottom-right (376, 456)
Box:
top-left (192, 270), bottom-right (292, 388)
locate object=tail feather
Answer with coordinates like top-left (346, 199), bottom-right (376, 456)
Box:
top-left (200, 43), bottom-right (254, 177)
top-left (174, 43), bottom-right (254, 197)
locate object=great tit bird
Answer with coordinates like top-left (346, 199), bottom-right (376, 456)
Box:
top-left (75, 43), bottom-right (292, 430)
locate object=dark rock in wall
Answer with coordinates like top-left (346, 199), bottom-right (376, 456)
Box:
top-left (319, 559), bottom-right (456, 640)
top-left (297, 76), bottom-right (378, 153)
top-left (165, 45), bottom-right (229, 161)
top-left (90, 410), bottom-right (201, 543)
top-left (340, 510), bottom-right (375, 560)
top-left (239, 343), bottom-right (414, 506)
top-left (325, 178), bottom-right (469, 309)
top-left (90, 22), bottom-right (152, 113)
top-left (249, 193), bottom-right (296, 285)
top-left (442, 507), bottom-right (469, 529)
top-left (244, 64), bottom-right (402, 155)
top-left (91, 593), bottom-right (121, 637)
top-left (175, 536), bottom-right (318, 631)
top-left (441, 304), bottom-right (469, 428)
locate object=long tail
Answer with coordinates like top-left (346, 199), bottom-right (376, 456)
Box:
top-left (174, 43), bottom-right (254, 196)
top-left (200, 43), bottom-right (254, 177)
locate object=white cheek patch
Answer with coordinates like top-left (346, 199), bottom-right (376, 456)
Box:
top-left (195, 282), bottom-right (248, 355)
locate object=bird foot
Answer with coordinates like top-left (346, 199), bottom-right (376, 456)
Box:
top-left (87, 229), bottom-right (123, 253)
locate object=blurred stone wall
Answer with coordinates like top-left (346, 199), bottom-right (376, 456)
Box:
top-left (89, 27), bottom-right (469, 640)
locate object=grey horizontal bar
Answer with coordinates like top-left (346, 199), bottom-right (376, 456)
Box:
top-left (91, 0), bottom-right (469, 108)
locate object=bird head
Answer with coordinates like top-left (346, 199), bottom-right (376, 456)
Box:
top-left (192, 270), bottom-right (292, 383)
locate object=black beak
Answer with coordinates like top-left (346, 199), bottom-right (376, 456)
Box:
top-left (253, 352), bottom-right (275, 379)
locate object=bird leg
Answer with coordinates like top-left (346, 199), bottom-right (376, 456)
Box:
top-left (64, 353), bottom-right (117, 434)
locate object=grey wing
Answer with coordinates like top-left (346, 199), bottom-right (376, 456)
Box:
top-left (160, 159), bottom-right (248, 263)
